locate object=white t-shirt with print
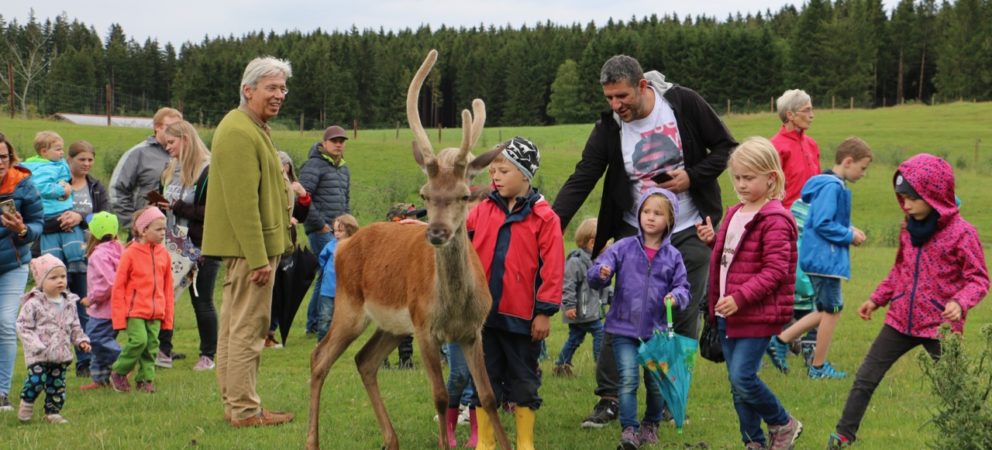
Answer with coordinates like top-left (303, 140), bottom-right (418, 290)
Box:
top-left (621, 86), bottom-right (701, 233)
top-left (717, 209), bottom-right (757, 317)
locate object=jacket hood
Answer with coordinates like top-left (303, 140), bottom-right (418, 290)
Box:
top-left (611, 71), bottom-right (674, 126)
top-left (0, 165), bottom-right (32, 195)
top-left (635, 187), bottom-right (679, 244)
top-left (800, 171), bottom-right (843, 203)
top-left (308, 142), bottom-right (324, 159)
top-left (895, 154), bottom-right (957, 227)
top-left (21, 287), bottom-right (75, 306)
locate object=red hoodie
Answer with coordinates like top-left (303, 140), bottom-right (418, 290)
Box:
top-left (111, 241), bottom-right (174, 331)
top-left (870, 154), bottom-right (988, 338)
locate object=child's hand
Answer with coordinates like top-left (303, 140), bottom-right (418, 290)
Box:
top-left (942, 301), bottom-right (962, 321)
top-left (599, 266), bottom-right (612, 281)
top-left (715, 295), bottom-right (738, 316)
top-left (79, 342), bottom-right (91, 353)
top-left (530, 314), bottom-right (550, 342)
top-left (79, 297), bottom-right (90, 307)
top-left (565, 309), bottom-right (577, 320)
top-left (858, 300), bottom-right (879, 321)
top-left (852, 227), bottom-right (867, 246)
top-left (60, 182), bottom-right (72, 200)
top-left (695, 216), bottom-right (715, 244)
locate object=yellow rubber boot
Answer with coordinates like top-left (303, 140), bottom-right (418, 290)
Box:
top-left (475, 408), bottom-right (496, 450)
top-left (515, 407), bottom-right (536, 450)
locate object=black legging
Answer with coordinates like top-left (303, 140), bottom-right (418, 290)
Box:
top-left (158, 257), bottom-right (220, 358)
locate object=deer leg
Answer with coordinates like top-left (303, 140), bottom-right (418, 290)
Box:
top-left (306, 299), bottom-right (368, 450)
top-left (414, 330), bottom-right (451, 449)
top-left (463, 336), bottom-right (512, 450)
top-left (355, 329), bottom-right (407, 450)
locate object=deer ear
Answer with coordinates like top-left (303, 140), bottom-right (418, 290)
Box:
top-left (467, 144), bottom-right (504, 179)
top-left (412, 141), bottom-right (439, 177)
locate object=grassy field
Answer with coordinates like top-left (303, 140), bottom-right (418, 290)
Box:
top-left (1, 102), bottom-right (990, 449)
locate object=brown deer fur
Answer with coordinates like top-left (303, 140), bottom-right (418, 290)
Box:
top-left (306, 49), bottom-right (511, 450)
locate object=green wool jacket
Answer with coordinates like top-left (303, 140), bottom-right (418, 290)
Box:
top-left (202, 108), bottom-right (290, 269)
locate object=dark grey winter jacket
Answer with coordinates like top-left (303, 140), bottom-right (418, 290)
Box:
top-left (562, 248), bottom-right (611, 324)
top-left (299, 142), bottom-right (350, 234)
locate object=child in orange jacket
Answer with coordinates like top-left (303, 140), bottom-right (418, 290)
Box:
top-left (108, 206), bottom-right (173, 393)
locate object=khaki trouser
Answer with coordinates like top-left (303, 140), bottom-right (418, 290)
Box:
top-left (217, 256), bottom-right (279, 421)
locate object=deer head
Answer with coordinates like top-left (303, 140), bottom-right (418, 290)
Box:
top-left (407, 49), bottom-right (502, 246)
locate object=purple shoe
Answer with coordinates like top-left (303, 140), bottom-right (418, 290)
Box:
top-left (638, 421), bottom-right (659, 445)
top-left (110, 372), bottom-right (130, 393)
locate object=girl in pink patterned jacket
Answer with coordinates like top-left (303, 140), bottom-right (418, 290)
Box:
top-left (15, 254), bottom-right (91, 424)
top-left (828, 153), bottom-right (989, 448)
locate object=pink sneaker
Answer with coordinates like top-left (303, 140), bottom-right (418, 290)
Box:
top-left (193, 356), bottom-right (215, 371)
top-left (110, 372), bottom-right (130, 393)
top-left (136, 381), bottom-right (156, 393)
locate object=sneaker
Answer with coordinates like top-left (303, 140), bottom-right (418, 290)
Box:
top-left (457, 404), bottom-right (471, 425)
top-left (0, 392), bottom-right (12, 411)
top-left (618, 426), bottom-right (640, 450)
top-left (171, 351), bottom-right (187, 360)
top-left (230, 409), bottom-right (294, 428)
top-left (45, 413), bottom-right (69, 424)
top-left (136, 381), bottom-right (156, 393)
top-left (193, 356), bottom-right (216, 371)
top-left (18, 400), bottom-right (33, 421)
top-left (155, 351), bottom-right (173, 369)
top-left (826, 432), bottom-right (853, 449)
top-left (800, 342), bottom-right (816, 368)
top-left (638, 421), bottom-right (659, 445)
top-left (766, 336), bottom-right (790, 374)
top-left (79, 381), bottom-right (110, 391)
top-left (767, 416), bottom-right (803, 450)
top-left (808, 362), bottom-right (847, 380)
top-left (745, 442), bottom-right (767, 449)
top-left (110, 372), bottom-right (131, 393)
top-left (75, 366), bottom-right (91, 378)
top-left (552, 363), bottom-right (574, 377)
top-left (397, 358), bottom-right (414, 370)
top-left (264, 335), bottom-right (283, 349)
top-left (581, 398), bottom-right (619, 428)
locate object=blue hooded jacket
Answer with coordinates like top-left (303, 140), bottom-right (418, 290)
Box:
top-left (799, 170), bottom-right (853, 279)
top-left (588, 188), bottom-right (690, 339)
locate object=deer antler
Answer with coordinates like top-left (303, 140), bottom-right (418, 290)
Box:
top-left (457, 99), bottom-right (487, 164)
top-left (407, 49), bottom-right (438, 165)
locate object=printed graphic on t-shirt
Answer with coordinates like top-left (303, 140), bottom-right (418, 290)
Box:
top-left (631, 123), bottom-right (683, 193)
top-left (720, 231), bottom-right (737, 270)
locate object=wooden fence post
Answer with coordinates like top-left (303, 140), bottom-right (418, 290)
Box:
top-left (850, 97), bottom-right (854, 110)
top-left (353, 119), bottom-right (358, 140)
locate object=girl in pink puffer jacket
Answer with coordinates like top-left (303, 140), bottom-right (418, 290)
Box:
top-left (828, 153), bottom-right (989, 448)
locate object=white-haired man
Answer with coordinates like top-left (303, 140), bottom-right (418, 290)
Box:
top-left (202, 56), bottom-right (293, 428)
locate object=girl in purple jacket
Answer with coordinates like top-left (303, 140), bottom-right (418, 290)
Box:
top-left (79, 212), bottom-right (124, 390)
top-left (588, 187), bottom-right (690, 450)
top-left (698, 137), bottom-right (801, 450)
top-left (827, 154), bottom-right (988, 449)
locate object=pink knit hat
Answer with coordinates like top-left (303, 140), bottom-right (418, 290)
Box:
top-left (135, 207), bottom-right (166, 233)
top-left (30, 254), bottom-right (65, 284)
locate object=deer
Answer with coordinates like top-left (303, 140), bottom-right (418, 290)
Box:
top-left (306, 49), bottom-right (512, 450)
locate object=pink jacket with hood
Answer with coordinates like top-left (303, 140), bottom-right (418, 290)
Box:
top-left (870, 154), bottom-right (988, 338)
top-left (16, 288), bottom-right (90, 366)
top-left (86, 240), bottom-right (125, 320)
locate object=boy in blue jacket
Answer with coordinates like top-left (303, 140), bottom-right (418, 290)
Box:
top-left (767, 138), bottom-right (873, 379)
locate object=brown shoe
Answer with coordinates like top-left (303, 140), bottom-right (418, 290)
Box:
top-left (136, 381), bottom-right (156, 393)
top-left (79, 381), bottom-right (110, 391)
top-left (230, 409), bottom-right (294, 428)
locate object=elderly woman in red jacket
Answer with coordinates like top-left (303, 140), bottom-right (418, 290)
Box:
top-left (771, 89), bottom-right (820, 210)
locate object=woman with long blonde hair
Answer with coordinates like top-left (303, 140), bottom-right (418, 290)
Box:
top-left (156, 120), bottom-right (218, 371)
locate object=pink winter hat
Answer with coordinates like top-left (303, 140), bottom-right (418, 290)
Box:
top-left (30, 254), bottom-right (65, 283)
top-left (135, 207), bottom-right (166, 233)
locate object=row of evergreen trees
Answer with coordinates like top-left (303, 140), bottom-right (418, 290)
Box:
top-left (2, 0), bottom-right (990, 129)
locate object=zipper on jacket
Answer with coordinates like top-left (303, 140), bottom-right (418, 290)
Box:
top-left (906, 249), bottom-right (924, 335)
top-left (151, 247), bottom-right (158, 319)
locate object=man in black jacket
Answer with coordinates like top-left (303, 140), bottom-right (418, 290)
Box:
top-left (299, 125), bottom-right (351, 335)
top-left (552, 55), bottom-right (737, 429)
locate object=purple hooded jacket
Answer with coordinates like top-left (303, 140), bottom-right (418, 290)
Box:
top-left (871, 154), bottom-right (988, 338)
top-left (588, 188), bottom-right (690, 340)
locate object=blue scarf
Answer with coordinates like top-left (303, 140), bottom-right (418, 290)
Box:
top-left (907, 211), bottom-right (939, 247)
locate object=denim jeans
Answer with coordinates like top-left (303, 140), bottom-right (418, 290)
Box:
top-left (612, 333), bottom-right (664, 430)
top-left (68, 270), bottom-right (91, 370)
top-left (718, 318), bottom-right (790, 446)
top-left (444, 343), bottom-right (476, 407)
top-left (306, 231), bottom-right (333, 332)
top-left (315, 295), bottom-right (335, 342)
top-left (85, 318), bottom-right (120, 383)
top-left (555, 320), bottom-right (604, 366)
top-left (0, 264), bottom-right (30, 395)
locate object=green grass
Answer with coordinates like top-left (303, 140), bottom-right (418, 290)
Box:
top-left (1, 102), bottom-right (991, 448)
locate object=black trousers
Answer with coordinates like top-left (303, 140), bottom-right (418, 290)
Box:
top-left (835, 324), bottom-right (940, 441)
top-left (475, 326), bottom-right (543, 409)
top-left (158, 257), bottom-right (221, 358)
top-left (593, 226), bottom-right (710, 398)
